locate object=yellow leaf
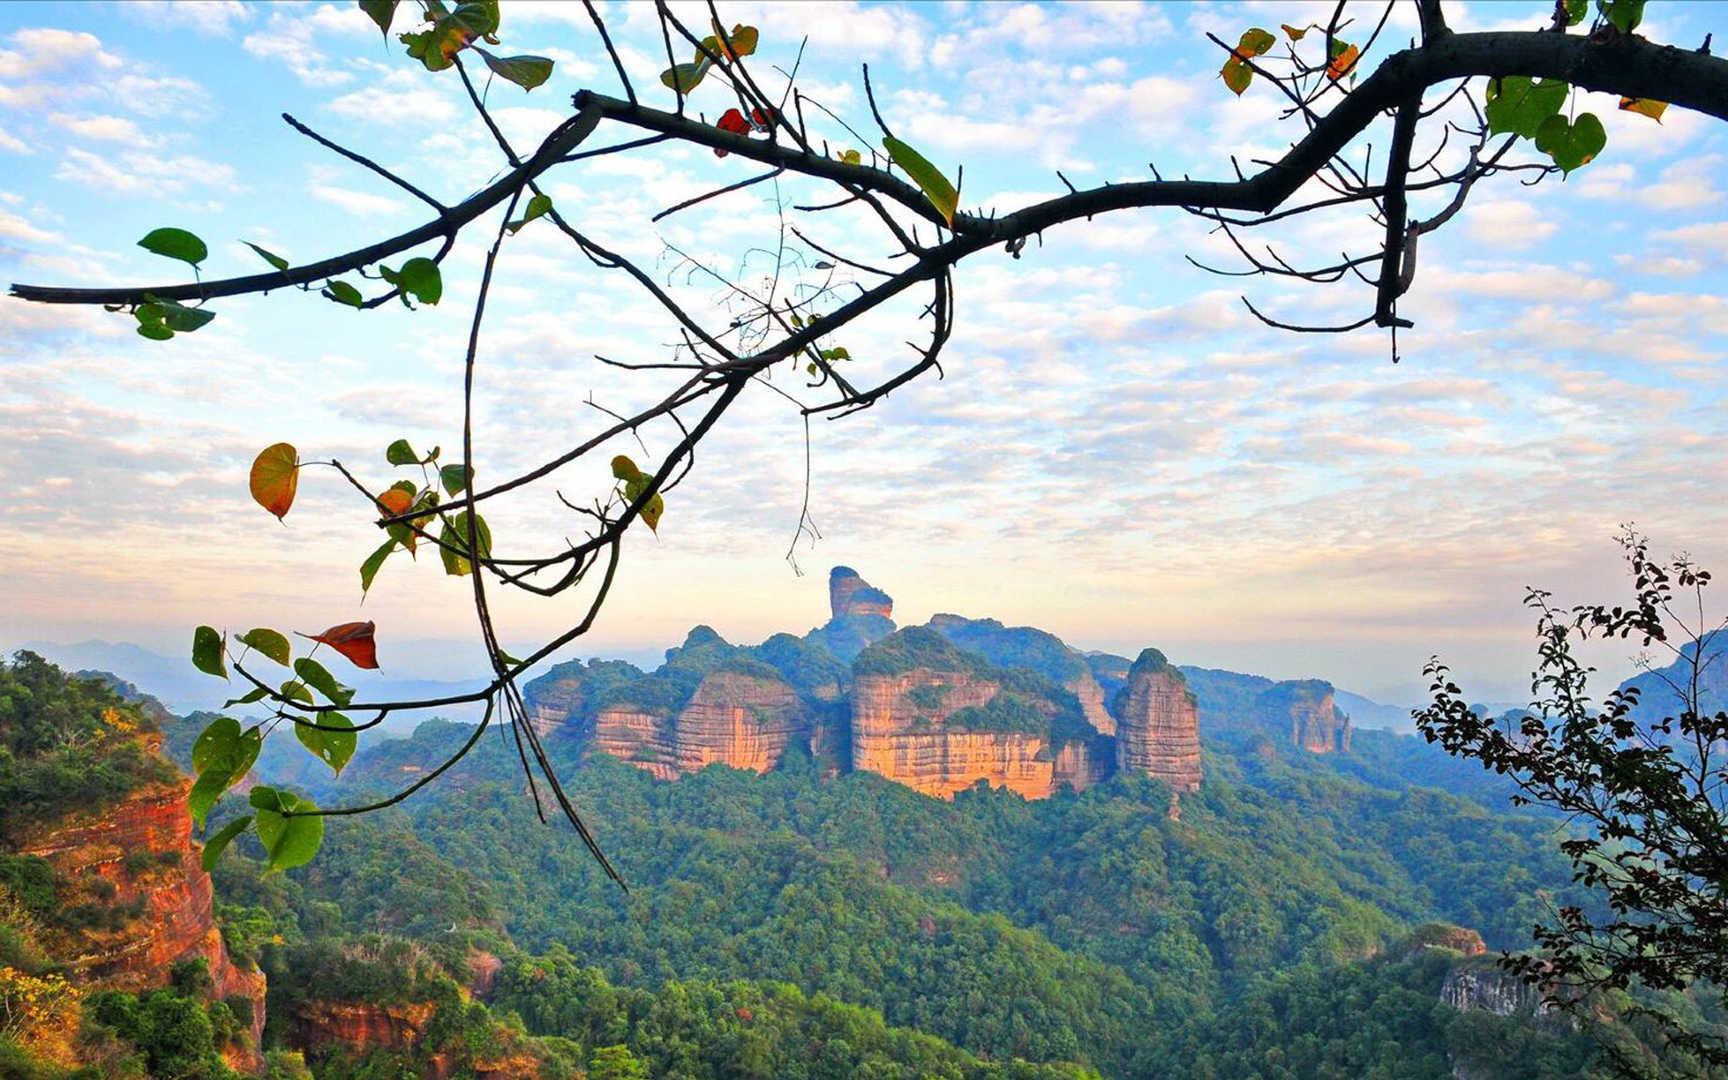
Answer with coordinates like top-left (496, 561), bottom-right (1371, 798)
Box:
top-left (1327, 43), bottom-right (1359, 81)
top-left (1619, 96), bottom-right (1668, 122)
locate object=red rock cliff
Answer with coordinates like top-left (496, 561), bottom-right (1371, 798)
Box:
top-left (9, 740), bottom-right (267, 1069)
top-left (1114, 649), bottom-right (1203, 797)
top-left (592, 671), bottom-right (809, 779)
top-left (852, 670), bottom-right (1067, 799)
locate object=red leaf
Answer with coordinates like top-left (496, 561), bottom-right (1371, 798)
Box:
top-left (300, 620), bottom-right (379, 669)
top-left (716, 108), bottom-right (750, 135)
top-left (750, 107), bottom-right (767, 128)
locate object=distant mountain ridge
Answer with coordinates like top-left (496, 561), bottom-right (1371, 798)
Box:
top-left (522, 567), bottom-right (1371, 808)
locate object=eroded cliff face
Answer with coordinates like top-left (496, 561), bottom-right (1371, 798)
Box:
top-left (10, 745), bottom-right (268, 1069)
top-left (292, 1001), bottom-right (538, 1080)
top-left (592, 672), bottom-right (809, 779)
top-left (1440, 961), bottom-right (1559, 1019)
top-left (524, 673), bottom-right (584, 738)
top-left (850, 669), bottom-right (1105, 799)
top-left (1258, 680), bottom-right (1352, 753)
top-left (1114, 650), bottom-right (1203, 797)
top-left (1067, 672), bottom-right (1114, 737)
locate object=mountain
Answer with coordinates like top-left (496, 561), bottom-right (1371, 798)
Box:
top-left (16, 638), bottom-right (487, 726)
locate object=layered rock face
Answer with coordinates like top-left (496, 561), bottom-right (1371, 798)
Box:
top-left (10, 748), bottom-right (268, 1067)
top-left (293, 1001), bottom-right (538, 1080)
top-left (1114, 649), bottom-right (1203, 795)
top-left (1068, 672), bottom-right (1114, 737)
top-left (1440, 961), bottom-right (1557, 1018)
top-left (851, 669), bottom-right (1058, 799)
top-left (521, 658), bottom-right (643, 739)
top-left (1051, 736), bottom-right (1112, 793)
top-left (831, 565), bottom-right (894, 619)
top-left (1258, 680), bottom-right (1352, 752)
top-left (592, 671), bottom-right (809, 779)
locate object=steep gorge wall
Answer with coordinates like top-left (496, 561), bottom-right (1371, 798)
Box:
top-left (10, 750), bottom-right (267, 1068)
top-left (1258, 680), bottom-right (1352, 753)
top-left (852, 671), bottom-right (1061, 799)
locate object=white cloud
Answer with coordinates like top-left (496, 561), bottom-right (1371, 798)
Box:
top-left (53, 145), bottom-right (240, 194)
top-left (49, 111), bottom-right (153, 142)
top-left (124, 1), bottom-right (252, 36)
top-left (310, 183), bottom-right (404, 217)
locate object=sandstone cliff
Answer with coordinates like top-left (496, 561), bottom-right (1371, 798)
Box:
top-left (292, 999), bottom-right (539, 1079)
top-left (8, 735), bottom-right (268, 1069)
top-left (588, 628), bottom-right (813, 779)
top-left (1257, 679), bottom-right (1352, 753)
top-left (831, 564), bottom-right (894, 619)
top-left (850, 628), bottom-right (1104, 799)
top-left (1113, 649), bottom-right (1203, 798)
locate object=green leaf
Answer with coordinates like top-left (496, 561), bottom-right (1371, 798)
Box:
top-left (396, 257), bottom-right (442, 305)
top-left (1600, 0), bottom-right (1644, 33)
top-left (360, 537), bottom-right (396, 595)
top-left (279, 680), bottom-right (315, 706)
top-left (200, 814), bottom-right (253, 872)
top-left (323, 280), bottom-right (364, 308)
top-left (294, 712), bottom-right (357, 775)
top-left (1236, 27), bottom-right (1275, 57)
top-left (189, 722), bottom-right (260, 829)
top-left (475, 48), bottom-right (553, 91)
top-left (237, 628), bottom-right (291, 666)
top-left (138, 227), bottom-right (207, 266)
top-left (251, 788), bottom-right (325, 871)
top-left (439, 511), bottom-right (492, 576)
top-left (223, 686), bottom-right (269, 708)
top-left (439, 462), bottom-right (472, 495)
top-left (883, 136), bottom-right (959, 227)
top-left (506, 192), bottom-right (553, 234)
top-left (358, 0), bottom-right (398, 36)
top-left (1535, 111), bottom-right (1606, 173)
top-left (659, 59), bottom-right (711, 93)
top-left (1484, 76), bottom-right (1568, 138)
top-left (192, 626), bottom-right (227, 679)
top-left (192, 716), bottom-right (241, 775)
top-left (136, 321), bottom-right (175, 341)
top-left (1564, 0), bottom-right (1588, 25)
top-left (622, 474), bottom-right (665, 534)
top-left (1221, 57), bottom-right (1253, 96)
top-left (156, 298), bottom-right (215, 333)
top-left (245, 241), bottom-right (289, 271)
top-left (293, 656), bottom-right (354, 707)
top-left (386, 438), bottom-right (419, 465)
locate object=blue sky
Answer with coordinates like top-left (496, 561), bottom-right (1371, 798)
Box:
top-left (2, 0), bottom-right (1726, 703)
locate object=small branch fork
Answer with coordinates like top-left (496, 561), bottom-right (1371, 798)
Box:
top-left (11, 1), bottom-right (1728, 875)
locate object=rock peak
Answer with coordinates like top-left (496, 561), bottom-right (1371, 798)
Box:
top-left (829, 566), bottom-right (893, 621)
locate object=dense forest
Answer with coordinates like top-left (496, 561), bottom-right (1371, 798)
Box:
top-left (3, 644), bottom-right (1720, 1079)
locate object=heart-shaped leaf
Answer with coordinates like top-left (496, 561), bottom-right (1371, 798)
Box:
top-left (249, 442), bottom-right (299, 520)
top-left (1535, 111), bottom-right (1606, 174)
top-left (200, 814), bottom-right (253, 872)
top-left (475, 47), bottom-right (553, 91)
top-left (294, 712), bottom-right (357, 775)
top-left (250, 786), bottom-right (324, 872)
top-left (1485, 76), bottom-right (1568, 138)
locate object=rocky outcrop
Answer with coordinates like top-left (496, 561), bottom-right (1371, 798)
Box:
top-left (924, 614), bottom-right (1115, 736)
top-left (592, 670), bottom-right (809, 780)
top-left (521, 658), bottom-right (644, 739)
top-left (1440, 960), bottom-right (1557, 1019)
top-left (1114, 649), bottom-right (1203, 798)
top-left (1068, 672), bottom-right (1114, 737)
top-left (1052, 736), bottom-right (1113, 793)
top-left (292, 1001), bottom-right (538, 1080)
top-left (1404, 923), bottom-right (1487, 958)
top-left (831, 565), bottom-right (893, 619)
top-left (849, 628), bottom-right (1104, 799)
top-left (9, 741), bottom-right (267, 1069)
top-left (1258, 680), bottom-right (1351, 753)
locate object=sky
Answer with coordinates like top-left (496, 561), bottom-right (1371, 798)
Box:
top-left (3, 0), bottom-right (1726, 704)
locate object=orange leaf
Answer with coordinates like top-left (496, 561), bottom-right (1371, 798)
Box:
top-left (1619, 96), bottom-right (1667, 122)
top-left (1282, 23), bottom-right (1312, 41)
top-left (377, 488), bottom-right (413, 516)
top-left (249, 443), bottom-right (298, 521)
top-left (1327, 43), bottom-right (1359, 81)
top-left (301, 621), bottom-right (379, 670)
